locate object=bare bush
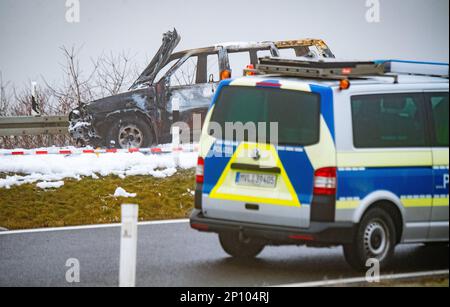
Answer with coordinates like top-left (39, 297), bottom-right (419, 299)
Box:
top-left (44, 46), bottom-right (97, 115)
top-left (95, 51), bottom-right (139, 97)
top-left (1, 85), bottom-right (73, 149)
top-left (0, 71), bottom-right (11, 117)
top-left (11, 83), bottom-right (53, 116)
top-left (1, 46), bottom-right (140, 149)
top-left (45, 46), bottom-right (139, 114)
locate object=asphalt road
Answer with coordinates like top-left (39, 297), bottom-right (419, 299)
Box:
top-left (0, 222), bottom-right (448, 287)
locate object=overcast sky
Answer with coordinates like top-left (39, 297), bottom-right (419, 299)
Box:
top-left (0, 0), bottom-right (448, 88)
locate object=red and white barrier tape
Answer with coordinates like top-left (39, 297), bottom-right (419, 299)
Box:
top-left (0, 145), bottom-right (199, 156)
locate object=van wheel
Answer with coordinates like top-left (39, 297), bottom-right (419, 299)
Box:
top-left (343, 208), bottom-right (397, 271)
top-left (219, 232), bottom-right (265, 259)
top-left (107, 115), bottom-right (154, 149)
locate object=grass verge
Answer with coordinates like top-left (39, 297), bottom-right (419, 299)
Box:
top-left (366, 277), bottom-right (449, 287)
top-left (0, 170), bottom-right (195, 230)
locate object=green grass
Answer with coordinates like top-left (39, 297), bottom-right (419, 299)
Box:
top-left (367, 277), bottom-right (449, 287)
top-left (0, 170), bottom-right (195, 230)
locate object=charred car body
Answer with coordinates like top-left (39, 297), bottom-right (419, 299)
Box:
top-left (69, 29), bottom-right (335, 148)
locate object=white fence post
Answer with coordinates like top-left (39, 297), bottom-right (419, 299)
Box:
top-left (119, 204), bottom-right (139, 287)
top-left (31, 82), bottom-right (37, 99)
top-left (31, 81), bottom-right (40, 117)
top-left (171, 126), bottom-right (181, 166)
top-left (172, 97), bottom-right (180, 123)
top-left (171, 97), bottom-right (181, 151)
top-left (172, 126), bottom-right (180, 149)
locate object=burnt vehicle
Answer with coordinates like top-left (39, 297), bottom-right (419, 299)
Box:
top-left (69, 29), bottom-right (335, 148)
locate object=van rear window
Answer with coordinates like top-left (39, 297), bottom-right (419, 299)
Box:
top-left (209, 86), bottom-right (321, 146)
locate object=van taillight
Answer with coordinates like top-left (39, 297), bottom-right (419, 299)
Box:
top-left (196, 157), bottom-right (205, 184)
top-left (313, 167), bottom-right (337, 195)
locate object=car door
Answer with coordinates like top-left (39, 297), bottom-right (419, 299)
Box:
top-left (167, 54), bottom-right (219, 143)
top-left (426, 91), bottom-right (449, 241)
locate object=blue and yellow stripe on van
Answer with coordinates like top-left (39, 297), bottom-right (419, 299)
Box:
top-left (335, 160), bottom-right (449, 211)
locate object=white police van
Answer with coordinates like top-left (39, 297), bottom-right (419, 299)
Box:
top-left (190, 58), bottom-right (449, 270)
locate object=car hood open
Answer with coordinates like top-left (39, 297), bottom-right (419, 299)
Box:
top-left (129, 29), bottom-right (181, 90)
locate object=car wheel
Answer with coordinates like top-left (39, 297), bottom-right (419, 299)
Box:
top-left (219, 232), bottom-right (265, 259)
top-left (107, 115), bottom-right (154, 149)
top-left (343, 208), bottom-right (397, 271)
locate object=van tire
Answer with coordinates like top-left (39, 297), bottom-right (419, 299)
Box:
top-left (219, 232), bottom-right (265, 259)
top-left (343, 208), bottom-right (397, 271)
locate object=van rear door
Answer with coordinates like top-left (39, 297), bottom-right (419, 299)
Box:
top-left (201, 82), bottom-right (335, 229)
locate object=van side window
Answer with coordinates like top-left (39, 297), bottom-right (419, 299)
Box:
top-left (351, 93), bottom-right (428, 148)
top-left (428, 92), bottom-right (449, 147)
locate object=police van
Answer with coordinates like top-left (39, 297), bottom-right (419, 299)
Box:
top-left (190, 58), bottom-right (449, 270)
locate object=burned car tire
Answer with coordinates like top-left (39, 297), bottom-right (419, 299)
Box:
top-left (107, 115), bottom-right (154, 149)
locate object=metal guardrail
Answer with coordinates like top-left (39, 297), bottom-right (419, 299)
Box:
top-left (0, 116), bottom-right (69, 137)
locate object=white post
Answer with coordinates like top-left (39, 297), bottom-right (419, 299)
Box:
top-left (171, 97), bottom-right (181, 151)
top-left (31, 82), bottom-right (37, 98)
top-left (172, 126), bottom-right (180, 149)
top-left (172, 97), bottom-right (180, 123)
top-left (172, 126), bottom-right (181, 166)
top-left (119, 204), bottom-right (139, 287)
top-left (31, 81), bottom-right (41, 116)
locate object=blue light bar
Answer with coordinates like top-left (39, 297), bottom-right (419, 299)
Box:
top-left (376, 60), bottom-right (449, 77)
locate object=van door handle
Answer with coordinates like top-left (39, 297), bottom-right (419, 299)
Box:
top-left (230, 163), bottom-right (281, 174)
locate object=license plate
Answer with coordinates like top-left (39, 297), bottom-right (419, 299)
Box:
top-left (236, 172), bottom-right (277, 188)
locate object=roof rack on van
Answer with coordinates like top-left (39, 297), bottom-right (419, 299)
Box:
top-left (246, 57), bottom-right (449, 82)
top-left (251, 57), bottom-right (385, 80)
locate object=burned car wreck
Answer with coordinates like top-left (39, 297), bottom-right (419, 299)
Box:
top-left (69, 29), bottom-right (335, 148)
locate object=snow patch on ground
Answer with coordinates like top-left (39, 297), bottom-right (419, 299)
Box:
top-left (0, 151), bottom-right (198, 189)
top-left (37, 181), bottom-right (65, 190)
top-left (113, 187), bottom-right (136, 198)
